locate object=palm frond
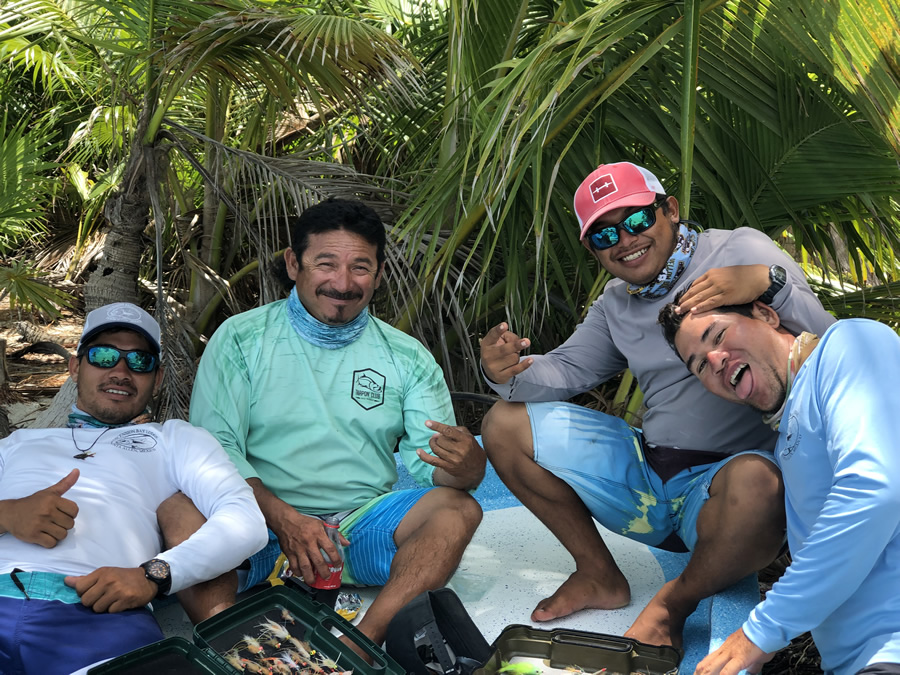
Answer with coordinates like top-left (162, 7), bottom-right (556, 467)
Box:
top-left (0, 115), bottom-right (59, 249)
top-left (0, 260), bottom-right (75, 316)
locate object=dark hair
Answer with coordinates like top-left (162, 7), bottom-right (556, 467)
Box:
top-left (288, 198), bottom-right (386, 268)
top-left (658, 197), bottom-right (672, 217)
top-left (658, 287), bottom-right (756, 359)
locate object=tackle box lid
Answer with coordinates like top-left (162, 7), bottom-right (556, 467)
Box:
top-left (87, 636), bottom-right (231, 674)
top-left (194, 584), bottom-right (405, 675)
top-left (475, 624), bottom-right (682, 675)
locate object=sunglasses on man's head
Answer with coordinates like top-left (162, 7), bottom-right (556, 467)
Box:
top-left (83, 345), bottom-right (159, 373)
top-left (585, 201), bottom-right (663, 251)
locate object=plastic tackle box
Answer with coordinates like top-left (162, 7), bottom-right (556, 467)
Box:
top-left (475, 625), bottom-right (681, 675)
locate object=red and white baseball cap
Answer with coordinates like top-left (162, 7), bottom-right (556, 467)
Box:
top-left (573, 162), bottom-right (666, 241)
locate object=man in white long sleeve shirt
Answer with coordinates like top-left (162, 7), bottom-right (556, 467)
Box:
top-left (659, 296), bottom-right (900, 675)
top-left (0, 303), bottom-right (267, 675)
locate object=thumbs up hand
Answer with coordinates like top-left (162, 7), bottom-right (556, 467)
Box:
top-left (0, 469), bottom-right (80, 547)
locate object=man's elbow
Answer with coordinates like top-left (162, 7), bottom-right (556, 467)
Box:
top-left (248, 509), bottom-right (269, 553)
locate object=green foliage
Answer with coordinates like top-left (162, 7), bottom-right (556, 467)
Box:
top-left (0, 114), bottom-right (58, 251)
top-left (381, 1), bottom-right (900, 351)
top-left (2, 0), bottom-right (900, 399)
top-left (0, 260), bottom-right (74, 317)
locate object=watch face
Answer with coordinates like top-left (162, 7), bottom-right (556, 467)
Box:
top-left (145, 559), bottom-right (170, 582)
top-left (772, 264), bottom-right (787, 285)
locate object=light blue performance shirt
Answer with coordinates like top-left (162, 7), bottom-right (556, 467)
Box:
top-left (743, 319), bottom-right (900, 675)
top-left (189, 299), bottom-right (456, 515)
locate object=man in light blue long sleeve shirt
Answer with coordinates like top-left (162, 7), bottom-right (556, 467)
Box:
top-left (660, 297), bottom-right (900, 675)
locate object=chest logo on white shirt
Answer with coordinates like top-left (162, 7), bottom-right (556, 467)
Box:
top-left (779, 414), bottom-right (800, 460)
top-left (352, 368), bottom-right (385, 410)
top-left (112, 430), bottom-right (160, 453)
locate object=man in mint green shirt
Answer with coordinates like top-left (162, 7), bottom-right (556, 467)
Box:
top-left (189, 198), bottom-right (485, 647)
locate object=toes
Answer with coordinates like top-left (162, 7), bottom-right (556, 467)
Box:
top-left (531, 602), bottom-right (552, 622)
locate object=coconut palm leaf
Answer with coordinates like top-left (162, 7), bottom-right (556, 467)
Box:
top-left (0, 115), bottom-right (58, 248)
top-left (387, 0), bottom-right (900, 354)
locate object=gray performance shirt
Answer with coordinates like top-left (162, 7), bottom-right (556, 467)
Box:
top-left (486, 227), bottom-right (836, 455)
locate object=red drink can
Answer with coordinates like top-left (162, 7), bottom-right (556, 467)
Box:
top-left (309, 515), bottom-right (343, 590)
top-left (310, 560), bottom-right (343, 590)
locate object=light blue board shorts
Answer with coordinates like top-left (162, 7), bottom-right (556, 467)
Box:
top-left (528, 401), bottom-right (775, 551)
top-left (239, 487), bottom-right (434, 592)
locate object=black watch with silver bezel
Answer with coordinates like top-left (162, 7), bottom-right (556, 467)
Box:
top-left (140, 558), bottom-right (171, 598)
top-left (758, 264), bottom-right (786, 305)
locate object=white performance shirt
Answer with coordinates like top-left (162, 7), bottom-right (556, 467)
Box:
top-left (0, 420), bottom-right (267, 595)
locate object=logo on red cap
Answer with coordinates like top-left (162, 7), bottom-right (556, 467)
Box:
top-left (589, 174), bottom-right (618, 203)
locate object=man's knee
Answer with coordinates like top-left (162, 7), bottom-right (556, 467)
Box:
top-left (456, 490), bottom-right (483, 531)
top-left (708, 455), bottom-right (785, 532)
top-left (435, 488), bottom-right (483, 533)
top-left (713, 454), bottom-right (783, 501)
top-left (157, 492), bottom-right (206, 549)
top-left (481, 400), bottom-right (533, 461)
top-left (397, 488), bottom-right (482, 545)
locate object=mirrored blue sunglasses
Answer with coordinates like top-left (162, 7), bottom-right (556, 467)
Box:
top-left (585, 201), bottom-right (663, 251)
top-left (84, 345), bottom-right (159, 373)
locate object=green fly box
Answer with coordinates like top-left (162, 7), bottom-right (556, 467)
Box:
top-left (87, 636), bottom-right (231, 674)
top-left (194, 584), bottom-right (405, 675)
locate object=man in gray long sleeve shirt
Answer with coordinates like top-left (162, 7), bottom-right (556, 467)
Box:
top-left (480, 162), bottom-right (835, 648)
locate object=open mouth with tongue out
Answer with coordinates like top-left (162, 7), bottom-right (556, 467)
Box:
top-left (729, 362), bottom-right (753, 400)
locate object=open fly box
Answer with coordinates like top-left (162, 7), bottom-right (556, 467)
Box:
top-left (194, 584), bottom-right (405, 675)
top-left (87, 636), bottom-right (231, 674)
top-left (90, 585), bottom-right (403, 674)
top-left (475, 625), bottom-right (681, 675)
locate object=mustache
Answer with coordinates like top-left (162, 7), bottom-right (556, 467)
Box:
top-left (317, 288), bottom-right (363, 301)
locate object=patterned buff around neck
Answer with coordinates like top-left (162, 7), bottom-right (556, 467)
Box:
top-left (626, 222), bottom-right (699, 300)
top-left (286, 286), bottom-right (369, 349)
top-left (67, 405), bottom-right (151, 428)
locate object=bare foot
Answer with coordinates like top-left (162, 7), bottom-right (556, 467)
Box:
top-left (623, 580), bottom-right (689, 649)
top-left (531, 568), bottom-right (630, 622)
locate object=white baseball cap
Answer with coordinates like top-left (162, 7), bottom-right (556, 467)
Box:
top-left (77, 302), bottom-right (161, 355)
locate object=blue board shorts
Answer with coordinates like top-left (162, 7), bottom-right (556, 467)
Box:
top-left (528, 401), bottom-right (775, 551)
top-left (0, 571), bottom-right (163, 675)
top-left (240, 487), bottom-right (435, 591)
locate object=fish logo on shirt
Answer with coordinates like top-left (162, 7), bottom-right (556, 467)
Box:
top-left (351, 368), bottom-right (386, 410)
top-left (778, 414), bottom-right (800, 460)
top-left (113, 430), bottom-right (160, 453)
top-left (357, 375), bottom-right (382, 392)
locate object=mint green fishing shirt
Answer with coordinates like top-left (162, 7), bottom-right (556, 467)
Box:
top-left (189, 299), bottom-right (456, 514)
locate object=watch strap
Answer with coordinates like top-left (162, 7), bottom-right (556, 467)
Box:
top-left (140, 558), bottom-right (172, 598)
top-left (758, 264), bottom-right (786, 305)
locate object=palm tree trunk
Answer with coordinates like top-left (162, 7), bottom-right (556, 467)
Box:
top-left (83, 154), bottom-right (149, 310)
top-left (30, 146), bottom-right (151, 428)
